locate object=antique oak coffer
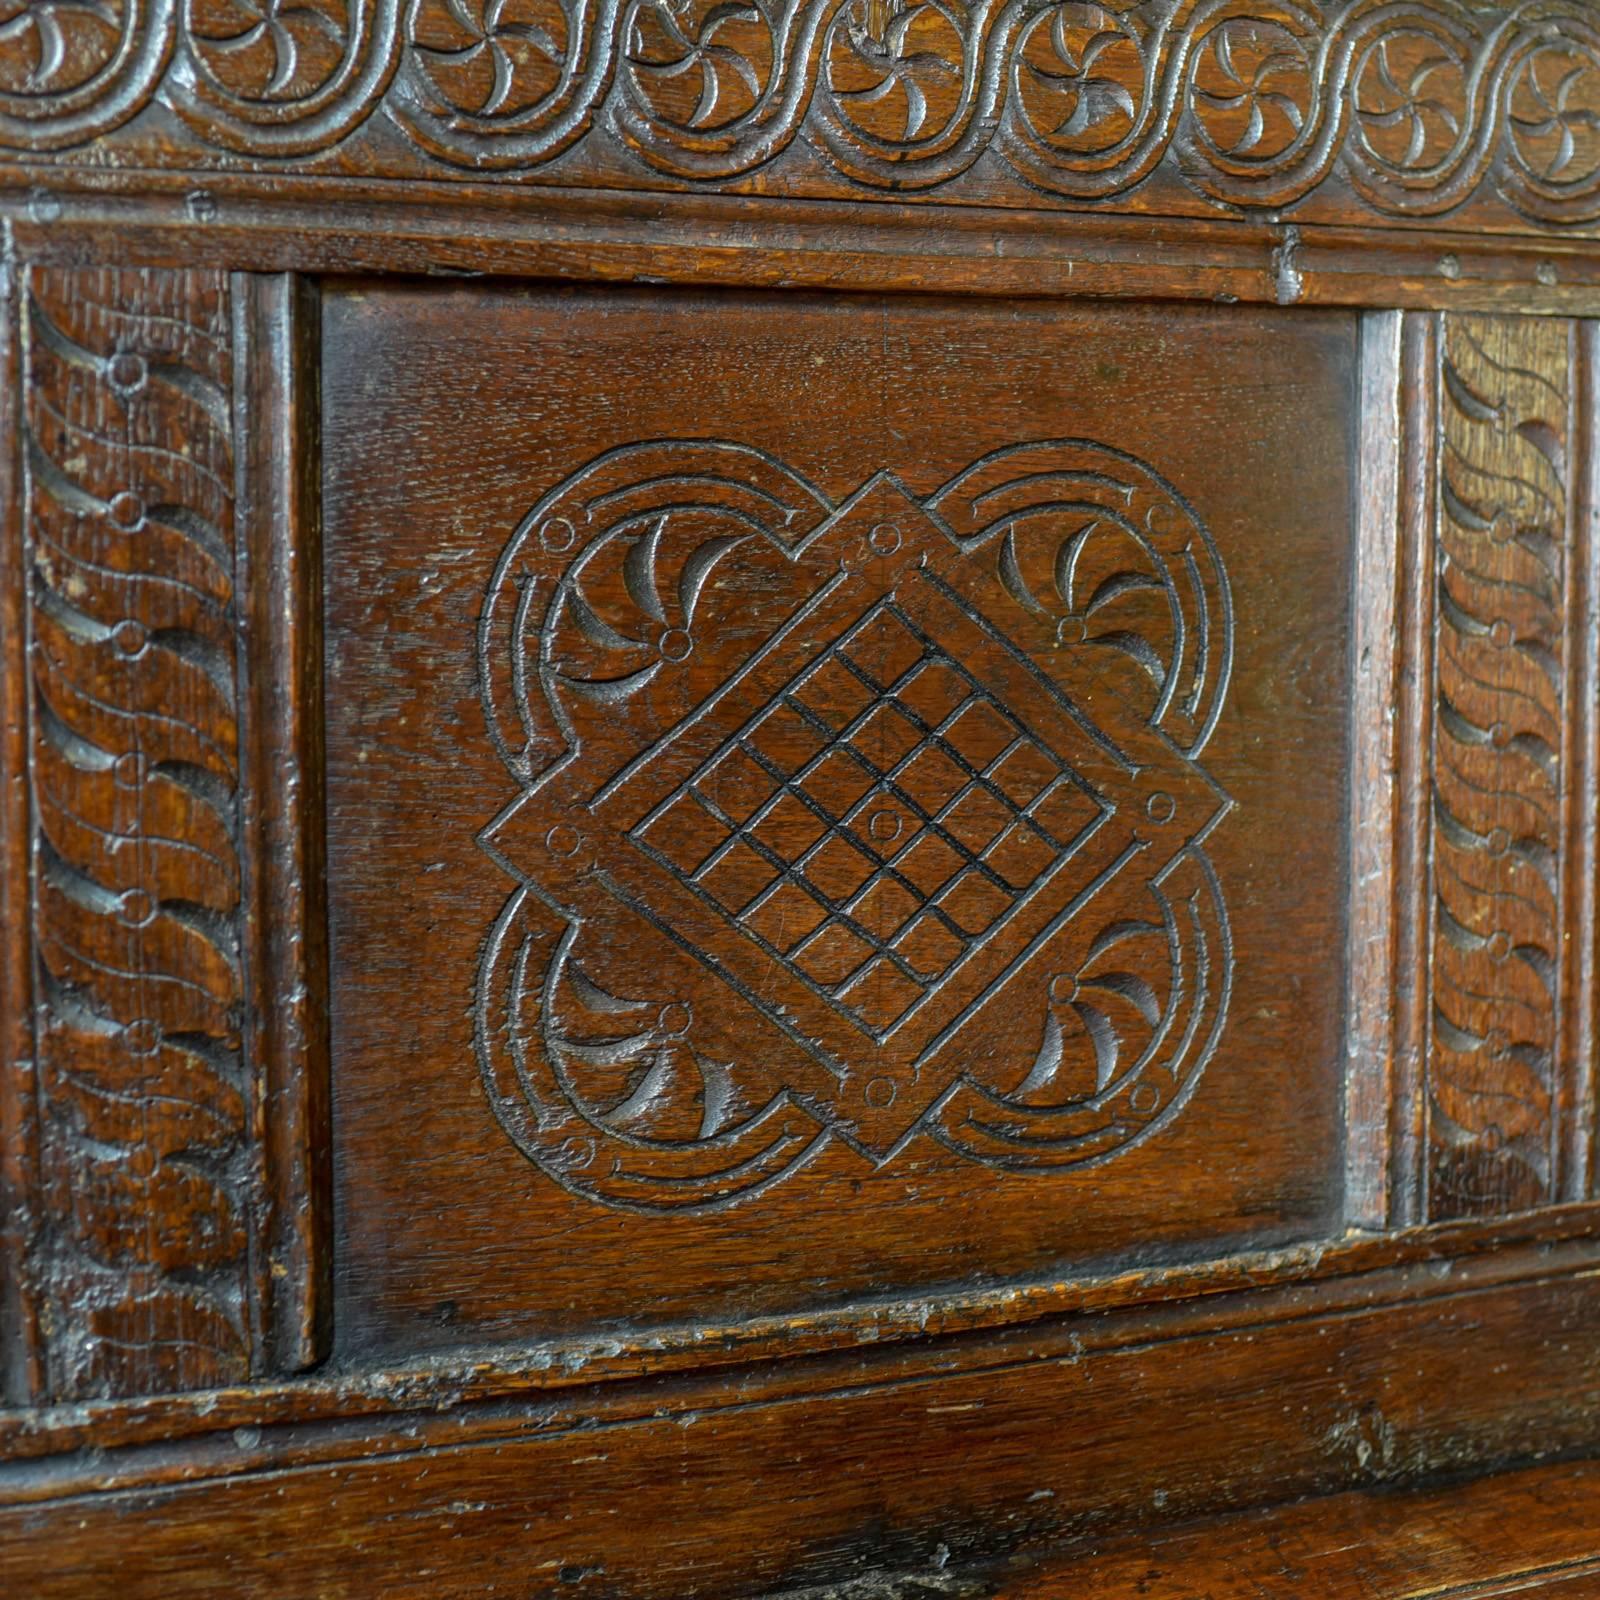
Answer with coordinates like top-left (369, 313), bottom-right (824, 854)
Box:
top-left (5, 3), bottom-right (1600, 1595)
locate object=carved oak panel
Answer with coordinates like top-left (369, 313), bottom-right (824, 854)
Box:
top-left (321, 284), bottom-right (1354, 1355)
top-left (475, 436), bottom-right (1234, 1208)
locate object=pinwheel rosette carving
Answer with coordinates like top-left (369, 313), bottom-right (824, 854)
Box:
top-left (389, 0), bottom-right (619, 167)
top-left (167, 0), bottom-right (400, 152)
top-left (998, 0), bottom-right (1172, 198)
top-left (1499, 26), bottom-right (1600, 224)
top-left (1172, 7), bottom-right (1344, 210)
top-left (611, 0), bottom-right (816, 177)
top-left (0, 0), bottom-right (172, 147)
top-left (811, 0), bottom-right (994, 185)
top-left (1335, 5), bottom-right (1493, 216)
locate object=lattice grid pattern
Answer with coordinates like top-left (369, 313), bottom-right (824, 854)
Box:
top-left (632, 601), bottom-right (1103, 1039)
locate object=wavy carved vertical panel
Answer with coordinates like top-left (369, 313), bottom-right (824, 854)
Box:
top-left (18, 267), bottom-right (256, 1398)
top-left (1428, 312), bottom-right (1583, 1221)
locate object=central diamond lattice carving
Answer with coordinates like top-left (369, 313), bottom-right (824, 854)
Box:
top-left (474, 440), bottom-right (1235, 1212)
top-left (631, 598), bottom-right (1101, 1041)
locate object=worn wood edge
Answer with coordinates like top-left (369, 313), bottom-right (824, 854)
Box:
top-left (0, 235), bottom-right (41, 1408)
top-left (2, 1206), bottom-right (1598, 1483)
top-left (233, 273), bottom-right (332, 1375)
top-left (1345, 309), bottom-right (1403, 1228)
top-left (987, 1456), bottom-right (1600, 1600)
top-left (0, 181), bottom-right (1596, 313)
top-left (5, 1271), bottom-right (1600, 1597)
top-left (1387, 311), bottom-right (1442, 1228)
top-left (9, 1266), bottom-right (1600, 1518)
top-left (1562, 320), bottom-right (1600, 1205)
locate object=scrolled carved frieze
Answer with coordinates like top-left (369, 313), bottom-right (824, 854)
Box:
top-left (0, 2), bottom-right (1594, 230)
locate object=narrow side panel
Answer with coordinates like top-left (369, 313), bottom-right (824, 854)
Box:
top-left (1388, 310), bottom-right (1442, 1228)
top-left (9, 265), bottom-right (325, 1400)
top-left (1345, 309), bottom-right (1402, 1228)
top-left (0, 249), bottom-right (42, 1405)
top-left (1425, 313), bottom-right (1581, 1220)
top-left (1566, 320), bottom-right (1600, 1204)
top-left (1350, 309), bottom-right (1600, 1228)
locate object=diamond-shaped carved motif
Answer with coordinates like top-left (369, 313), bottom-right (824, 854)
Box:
top-left (476, 440), bottom-right (1235, 1211)
top-left (632, 597), bottom-right (1101, 1046)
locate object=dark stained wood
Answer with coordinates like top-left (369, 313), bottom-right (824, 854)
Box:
top-left (0, 1201), bottom-right (1594, 1477)
top-left (0, 247), bottom-right (41, 1407)
top-left (232, 273), bottom-right (333, 1373)
top-left (1350, 308), bottom-right (1600, 1229)
top-left (3, 188), bottom-right (1600, 318)
top-left (0, 266), bottom-right (330, 1403)
top-left (1346, 307), bottom-right (1403, 1228)
top-left (1429, 313), bottom-right (1584, 1216)
top-left (4, 12), bottom-right (1600, 1584)
top-left (0, 2), bottom-right (1597, 246)
top-left (998, 1457), bottom-right (1600, 1600)
top-left (1392, 308), bottom-right (1445, 1226)
top-left (15, 266), bottom-right (254, 1401)
top-left (319, 283), bottom-right (1354, 1359)
top-left (5, 1264), bottom-right (1600, 1597)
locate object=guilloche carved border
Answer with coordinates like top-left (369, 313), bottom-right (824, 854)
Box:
top-left (0, 265), bottom-right (327, 1404)
top-left (2, 2), bottom-right (1600, 232)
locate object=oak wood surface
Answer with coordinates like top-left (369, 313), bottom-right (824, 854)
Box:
top-left (4, 1263), bottom-right (1600, 1596)
top-left (3, 187), bottom-right (1597, 319)
top-left (999, 1457), bottom-right (1600, 1600)
top-left (0, 1), bottom-right (1598, 247)
top-left (3, 11), bottom-right (1600, 1580)
top-left (319, 281), bottom-right (1355, 1360)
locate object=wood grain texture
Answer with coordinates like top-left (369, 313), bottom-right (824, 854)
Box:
top-left (995, 1457), bottom-right (1600, 1600)
top-left (4, 1264), bottom-right (1600, 1597)
top-left (1, 186), bottom-right (1597, 321)
top-left (0, 2), bottom-right (1596, 241)
top-left (231, 272), bottom-right (332, 1376)
top-left (0, 1201), bottom-right (1593, 1477)
top-left (0, 249), bottom-right (42, 1406)
top-left (1346, 308), bottom-right (1403, 1227)
top-left (320, 283), bottom-right (1353, 1360)
top-left (1, 266), bottom-right (326, 1402)
top-left (1, 175), bottom-right (1599, 1600)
